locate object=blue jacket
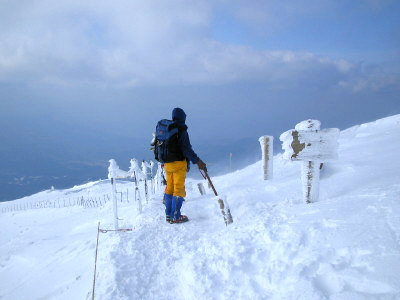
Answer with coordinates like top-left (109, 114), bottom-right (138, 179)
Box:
top-left (172, 108), bottom-right (200, 164)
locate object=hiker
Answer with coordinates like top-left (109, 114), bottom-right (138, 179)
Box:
top-left (160, 107), bottom-right (206, 223)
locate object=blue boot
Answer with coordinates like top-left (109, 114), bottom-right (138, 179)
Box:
top-left (175, 197), bottom-right (183, 219)
top-left (164, 194), bottom-right (173, 222)
top-left (171, 196), bottom-right (188, 223)
top-left (170, 196), bottom-right (177, 221)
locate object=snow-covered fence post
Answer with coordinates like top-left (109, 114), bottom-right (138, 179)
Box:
top-left (134, 175), bottom-right (143, 213)
top-left (142, 160), bottom-right (150, 203)
top-left (154, 164), bottom-right (159, 192)
top-left (280, 120), bottom-right (339, 204)
top-left (108, 159), bottom-right (131, 229)
top-left (149, 160), bottom-right (155, 194)
top-left (198, 183), bottom-right (206, 195)
top-left (154, 163), bottom-right (163, 193)
top-left (258, 135), bottom-right (274, 180)
top-left (108, 159), bottom-right (120, 230)
top-left (129, 159), bottom-right (143, 213)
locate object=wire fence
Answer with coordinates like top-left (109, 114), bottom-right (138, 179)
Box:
top-left (0, 188), bottom-right (133, 214)
top-left (0, 177), bottom-right (159, 215)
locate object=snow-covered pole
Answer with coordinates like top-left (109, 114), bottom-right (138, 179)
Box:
top-left (108, 159), bottom-right (119, 230)
top-left (154, 164), bottom-right (159, 192)
top-left (197, 183), bottom-right (206, 196)
top-left (142, 160), bottom-right (150, 203)
top-left (301, 161), bottom-right (320, 204)
top-left (258, 135), bottom-right (274, 180)
top-left (150, 160), bottom-right (155, 194)
top-left (155, 163), bottom-right (162, 192)
top-left (203, 171), bottom-right (233, 225)
top-left (141, 160), bottom-right (150, 179)
top-left (129, 159), bottom-right (143, 213)
top-left (134, 171), bottom-right (143, 213)
top-left (279, 120), bottom-right (339, 204)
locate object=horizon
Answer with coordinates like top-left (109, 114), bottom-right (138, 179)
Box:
top-left (1, 113), bottom-right (398, 202)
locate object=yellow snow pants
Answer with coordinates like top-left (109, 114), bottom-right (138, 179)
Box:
top-left (164, 160), bottom-right (187, 198)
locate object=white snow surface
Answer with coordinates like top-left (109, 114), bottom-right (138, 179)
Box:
top-left (295, 119), bottom-right (321, 131)
top-left (1, 115), bottom-right (400, 300)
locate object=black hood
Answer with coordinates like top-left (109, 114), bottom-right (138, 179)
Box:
top-left (172, 107), bottom-right (186, 124)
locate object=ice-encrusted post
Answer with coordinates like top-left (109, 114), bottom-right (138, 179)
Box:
top-left (150, 160), bottom-right (155, 194)
top-left (301, 161), bottom-right (320, 203)
top-left (108, 159), bottom-right (132, 227)
top-left (197, 183), bottom-right (206, 196)
top-left (129, 159), bottom-right (143, 213)
top-left (154, 163), bottom-right (162, 193)
top-left (258, 135), bottom-right (274, 180)
top-left (134, 172), bottom-right (143, 213)
top-left (142, 160), bottom-right (150, 203)
top-left (108, 159), bottom-right (120, 230)
top-left (217, 195), bottom-right (233, 225)
top-left (280, 120), bottom-right (339, 204)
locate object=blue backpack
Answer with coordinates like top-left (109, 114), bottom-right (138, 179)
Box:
top-left (153, 119), bottom-right (181, 163)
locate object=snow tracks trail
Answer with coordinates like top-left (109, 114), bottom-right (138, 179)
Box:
top-left (91, 195), bottom-right (311, 299)
top-left (94, 192), bottom-right (310, 300)
top-left (93, 181), bottom-right (400, 300)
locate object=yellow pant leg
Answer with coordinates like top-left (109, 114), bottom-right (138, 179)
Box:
top-left (164, 160), bottom-right (187, 198)
top-left (165, 166), bottom-right (174, 196)
top-left (173, 162), bottom-right (187, 197)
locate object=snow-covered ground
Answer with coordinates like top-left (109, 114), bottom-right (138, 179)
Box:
top-left (1, 115), bottom-right (400, 300)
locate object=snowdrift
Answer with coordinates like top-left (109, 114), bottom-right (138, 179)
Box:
top-left (1, 115), bottom-right (400, 300)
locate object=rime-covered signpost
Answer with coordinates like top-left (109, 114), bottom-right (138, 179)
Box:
top-left (280, 120), bottom-right (339, 203)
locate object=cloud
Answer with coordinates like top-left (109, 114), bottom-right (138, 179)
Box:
top-left (218, 0), bottom-right (332, 34)
top-left (338, 64), bottom-right (400, 92)
top-left (0, 0), bottom-right (211, 85)
top-left (0, 0), bottom-right (398, 92)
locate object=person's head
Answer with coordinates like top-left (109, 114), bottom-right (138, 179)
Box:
top-left (172, 107), bottom-right (186, 124)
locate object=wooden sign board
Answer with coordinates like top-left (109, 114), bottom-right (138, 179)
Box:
top-left (280, 128), bottom-right (339, 162)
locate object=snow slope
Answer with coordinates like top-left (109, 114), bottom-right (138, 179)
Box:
top-left (1, 115), bottom-right (400, 300)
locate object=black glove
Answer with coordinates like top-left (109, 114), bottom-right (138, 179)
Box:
top-left (197, 159), bottom-right (207, 172)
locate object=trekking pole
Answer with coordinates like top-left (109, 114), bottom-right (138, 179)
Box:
top-left (200, 169), bottom-right (233, 226)
top-left (203, 171), bottom-right (218, 196)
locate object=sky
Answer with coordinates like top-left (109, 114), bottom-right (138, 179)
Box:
top-left (0, 0), bottom-right (399, 201)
